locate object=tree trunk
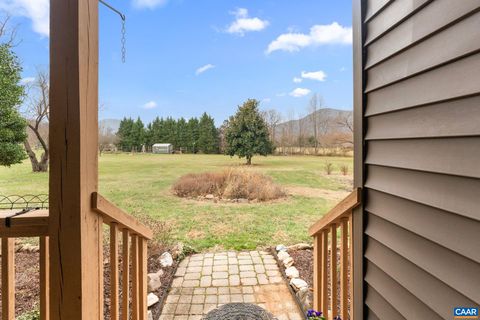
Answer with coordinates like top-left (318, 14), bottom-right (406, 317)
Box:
top-left (246, 156), bottom-right (252, 165)
top-left (24, 140), bottom-right (49, 172)
top-left (24, 140), bottom-right (40, 171)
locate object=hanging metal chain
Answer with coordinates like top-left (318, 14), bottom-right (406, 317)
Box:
top-left (99, 0), bottom-right (127, 63)
top-left (121, 18), bottom-right (126, 63)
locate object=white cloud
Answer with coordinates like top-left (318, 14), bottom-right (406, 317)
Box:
top-left (289, 88), bottom-right (311, 98)
top-left (261, 98), bottom-right (271, 104)
top-left (276, 93), bottom-right (287, 97)
top-left (0, 0), bottom-right (49, 37)
top-left (20, 77), bottom-right (35, 85)
top-left (226, 8), bottom-right (269, 36)
top-left (293, 77), bottom-right (303, 83)
top-left (301, 70), bottom-right (327, 82)
top-left (266, 22), bottom-right (352, 54)
top-left (340, 67), bottom-right (347, 72)
top-left (142, 101), bottom-right (158, 109)
top-left (132, 0), bottom-right (168, 9)
top-left (196, 64), bottom-right (215, 76)
top-left (233, 8), bottom-right (248, 18)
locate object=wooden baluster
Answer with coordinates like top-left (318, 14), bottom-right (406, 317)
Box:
top-left (340, 219), bottom-right (349, 319)
top-left (321, 230), bottom-right (328, 317)
top-left (111, 223), bottom-right (119, 320)
top-left (349, 213), bottom-right (354, 320)
top-left (2, 237), bottom-right (15, 320)
top-left (139, 238), bottom-right (148, 320)
top-left (330, 224), bottom-right (338, 318)
top-left (313, 234), bottom-right (321, 311)
top-left (40, 236), bottom-right (50, 320)
top-left (99, 215), bottom-right (104, 319)
top-left (122, 230), bottom-right (130, 320)
top-left (131, 235), bottom-right (139, 320)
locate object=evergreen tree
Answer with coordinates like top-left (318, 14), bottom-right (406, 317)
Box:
top-left (0, 44), bottom-right (27, 166)
top-left (149, 117), bottom-right (163, 144)
top-left (145, 122), bottom-right (154, 149)
top-left (163, 117), bottom-right (177, 147)
top-left (131, 117), bottom-right (146, 151)
top-left (176, 117), bottom-right (188, 151)
top-left (224, 99), bottom-right (273, 165)
top-left (186, 117), bottom-right (199, 153)
top-left (197, 112), bottom-right (219, 154)
top-left (116, 117), bottom-right (135, 151)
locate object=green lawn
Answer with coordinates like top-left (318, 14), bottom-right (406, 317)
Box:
top-left (0, 154), bottom-right (353, 251)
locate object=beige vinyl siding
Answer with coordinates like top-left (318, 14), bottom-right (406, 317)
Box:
top-left (359, 0), bottom-right (480, 318)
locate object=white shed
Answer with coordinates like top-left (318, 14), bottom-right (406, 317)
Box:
top-left (152, 143), bottom-right (173, 154)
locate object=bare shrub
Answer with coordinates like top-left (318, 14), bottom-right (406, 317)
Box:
top-left (340, 164), bottom-right (349, 176)
top-left (172, 169), bottom-right (285, 201)
top-left (324, 162), bottom-right (334, 175)
top-left (137, 213), bottom-right (175, 246)
top-left (171, 172), bottom-right (227, 198)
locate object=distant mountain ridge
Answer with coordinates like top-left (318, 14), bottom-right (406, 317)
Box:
top-left (99, 119), bottom-right (121, 134)
top-left (275, 108), bottom-right (353, 138)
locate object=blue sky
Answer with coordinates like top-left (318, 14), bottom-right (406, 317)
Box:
top-left (2, 0), bottom-right (353, 125)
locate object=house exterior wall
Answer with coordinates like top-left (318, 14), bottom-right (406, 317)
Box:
top-left (354, 0), bottom-right (480, 318)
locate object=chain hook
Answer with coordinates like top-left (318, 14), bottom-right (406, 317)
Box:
top-left (121, 18), bottom-right (126, 63)
top-left (99, 0), bottom-right (126, 63)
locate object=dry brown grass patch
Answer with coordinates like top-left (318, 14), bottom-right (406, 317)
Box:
top-left (172, 169), bottom-right (286, 201)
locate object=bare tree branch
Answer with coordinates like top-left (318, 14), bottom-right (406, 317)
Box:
top-left (22, 69), bottom-right (50, 172)
top-left (336, 112), bottom-right (353, 133)
top-left (261, 109), bottom-right (282, 145)
top-left (0, 14), bottom-right (21, 46)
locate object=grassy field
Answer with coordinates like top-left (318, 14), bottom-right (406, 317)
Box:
top-left (0, 154), bottom-right (353, 251)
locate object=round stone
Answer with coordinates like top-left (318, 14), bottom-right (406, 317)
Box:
top-left (277, 251), bottom-right (290, 261)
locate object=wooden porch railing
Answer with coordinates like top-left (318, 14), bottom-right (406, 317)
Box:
top-left (92, 192), bottom-right (153, 320)
top-left (0, 209), bottom-right (50, 320)
top-left (0, 193), bottom-right (152, 320)
top-left (309, 188), bottom-right (361, 320)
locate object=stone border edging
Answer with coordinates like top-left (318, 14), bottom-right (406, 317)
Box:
top-left (155, 254), bottom-right (180, 319)
top-left (272, 244), bottom-right (313, 317)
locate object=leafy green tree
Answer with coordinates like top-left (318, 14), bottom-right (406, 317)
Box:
top-left (0, 43), bottom-right (27, 166)
top-left (197, 112), bottom-right (219, 154)
top-left (224, 99), bottom-right (273, 165)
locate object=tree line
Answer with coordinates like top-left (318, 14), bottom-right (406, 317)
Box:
top-left (116, 113), bottom-right (219, 154)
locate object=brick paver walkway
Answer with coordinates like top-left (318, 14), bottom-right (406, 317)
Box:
top-left (159, 251), bottom-right (304, 320)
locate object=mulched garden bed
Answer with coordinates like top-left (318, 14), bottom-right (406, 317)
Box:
top-left (277, 246), bottom-right (351, 318)
top-left (289, 249), bottom-right (314, 308)
top-left (146, 244), bottom-right (178, 320)
top-left (0, 242), bottom-right (177, 319)
top-left (0, 250), bottom-right (41, 317)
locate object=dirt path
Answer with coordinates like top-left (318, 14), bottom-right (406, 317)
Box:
top-left (286, 186), bottom-right (350, 202)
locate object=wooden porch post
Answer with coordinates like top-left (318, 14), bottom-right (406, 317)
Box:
top-left (49, 0), bottom-right (102, 319)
